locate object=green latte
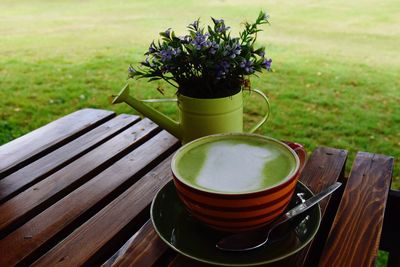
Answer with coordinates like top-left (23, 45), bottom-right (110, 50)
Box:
top-left (174, 136), bottom-right (297, 193)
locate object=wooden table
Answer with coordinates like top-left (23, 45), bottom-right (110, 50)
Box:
top-left (0, 108), bottom-right (398, 267)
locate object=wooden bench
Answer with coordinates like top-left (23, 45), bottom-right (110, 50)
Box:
top-left (0, 108), bottom-right (397, 266)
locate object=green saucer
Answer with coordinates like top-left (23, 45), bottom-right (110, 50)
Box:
top-left (150, 180), bottom-right (321, 266)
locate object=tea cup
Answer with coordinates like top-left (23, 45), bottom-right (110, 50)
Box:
top-left (171, 133), bottom-right (306, 232)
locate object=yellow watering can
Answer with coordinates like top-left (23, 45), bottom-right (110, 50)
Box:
top-left (112, 84), bottom-right (270, 144)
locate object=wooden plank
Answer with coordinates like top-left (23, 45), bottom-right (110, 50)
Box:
top-left (168, 147), bottom-right (349, 267)
top-left (0, 108), bottom-right (114, 177)
top-left (318, 152), bottom-right (393, 267)
top-left (271, 147), bottom-right (348, 267)
top-left (0, 114), bottom-right (139, 203)
top-left (0, 118), bottom-right (159, 236)
top-left (32, 146), bottom-right (178, 266)
top-left (102, 221), bottom-right (170, 267)
top-left (0, 131), bottom-right (178, 266)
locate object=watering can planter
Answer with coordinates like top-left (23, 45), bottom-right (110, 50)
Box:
top-left (112, 84), bottom-right (270, 144)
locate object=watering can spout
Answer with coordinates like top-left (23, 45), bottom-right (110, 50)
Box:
top-left (112, 84), bottom-right (182, 139)
top-left (111, 84), bottom-right (130, 105)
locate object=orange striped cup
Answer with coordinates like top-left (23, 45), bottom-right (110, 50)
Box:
top-left (171, 133), bottom-right (306, 232)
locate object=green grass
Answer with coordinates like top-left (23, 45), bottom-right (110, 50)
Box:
top-left (4, 0), bottom-right (398, 187)
top-left (0, 1), bottom-right (398, 265)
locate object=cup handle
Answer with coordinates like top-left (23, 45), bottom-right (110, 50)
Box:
top-left (248, 89), bottom-right (270, 133)
top-left (283, 141), bottom-right (307, 172)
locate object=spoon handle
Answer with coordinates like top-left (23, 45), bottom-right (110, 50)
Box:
top-left (277, 182), bottom-right (342, 227)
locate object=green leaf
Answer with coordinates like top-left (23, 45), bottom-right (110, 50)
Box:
top-left (148, 77), bottom-right (162, 82)
top-left (208, 26), bottom-right (214, 35)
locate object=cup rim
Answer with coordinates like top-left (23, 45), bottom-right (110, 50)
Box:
top-left (171, 133), bottom-right (300, 195)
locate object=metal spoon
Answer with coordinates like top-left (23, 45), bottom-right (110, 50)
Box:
top-left (216, 182), bottom-right (342, 252)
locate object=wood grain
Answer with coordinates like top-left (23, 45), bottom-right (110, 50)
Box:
top-left (0, 118), bottom-right (159, 236)
top-left (0, 114), bottom-right (139, 203)
top-left (0, 131), bottom-right (178, 266)
top-left (32, 143), bottom-right (177, 266)
top-left (318, 152), bottom-right (393, 267)
top-left (0, 109), bottom-right (114, 177)
top-left (102, 220), bottom-right (170, 267)
top-left (264, 147), bottom-right (348, 267)
top-left (167, 147), bottom-right (349, 267)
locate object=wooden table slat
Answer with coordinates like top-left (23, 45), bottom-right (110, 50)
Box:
top-left (287, 147), bottom-right (348, 267)
top-left (0, 108), bottom-right (115, 177)
top-left (0, 118), bottom-right (159, 236)
top-left (168, 146), bottom-right (349, 267)
top-left (0, 131), bottom-right (178, 266)
top-left (318, 152), bottom-right (394, 267)
top-left (102, 220), bottom-right (170, 267)
top-left (0, 114), bottom-right (139, 203)
top-left (32, 138), bottom-right (177, 266)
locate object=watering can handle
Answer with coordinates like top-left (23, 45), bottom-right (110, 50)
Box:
top-left (248, 89), bottom-right (270, 133)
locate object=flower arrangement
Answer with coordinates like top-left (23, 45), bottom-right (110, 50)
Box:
top-left (128, 11), bottom-right (272, 99)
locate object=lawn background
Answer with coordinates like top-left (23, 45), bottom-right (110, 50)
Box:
top-left (1, 0), bottom-right (399, 265)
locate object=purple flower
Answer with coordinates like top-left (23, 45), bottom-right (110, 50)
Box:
top-left (230, 43), bottom-right (241, 58)
top-left (189, 20), bottom-right (199, 30)
top-left (223, 42), bottom-right (241, 58)
top-left (141, 56), bottom-right (149, 66)
top-left (209, 41), bottom-right (219, 54)
top-left (128, 65), bottom-right (136, 74)
top-left (160, 49), bottom-right (172, 61)
top-left (262, 13), bottom-right (270, 21)
top-left (179, 35), bottom-right (191, 44)
top-left (162, 65), bottom-right (176, 73)
top-left (174, 47), bottom-right (181, 56)
top-left (261, 58), bottom-right (272, 70)
top-left (221, 61), bottom-right (230, 69)
top-left (148, 41), bottom-right (157, 54)
top-left (216, 60), bottom-right (230, 79)
top-left (240, 60), bottom-right (254, 74)
top-left (211, 17), bottom-right (224, 25)
top-left (159, 47), bottom-right (181, 62)
top-left (256, 50), bottom-right (265, 57)
top-left (164, 28), bottom-right (171, 37)
top-left (212, 17), bottom-right (231, 33)
top-left (191, 32), bottom-right (211, 50)
top-left (141, 56), bottom-right (155, 68)
top-left (217, 24), bottom-right (230, 33)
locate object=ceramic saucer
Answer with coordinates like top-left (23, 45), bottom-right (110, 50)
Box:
top-left (151, 180), bottom-right (321, 266)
